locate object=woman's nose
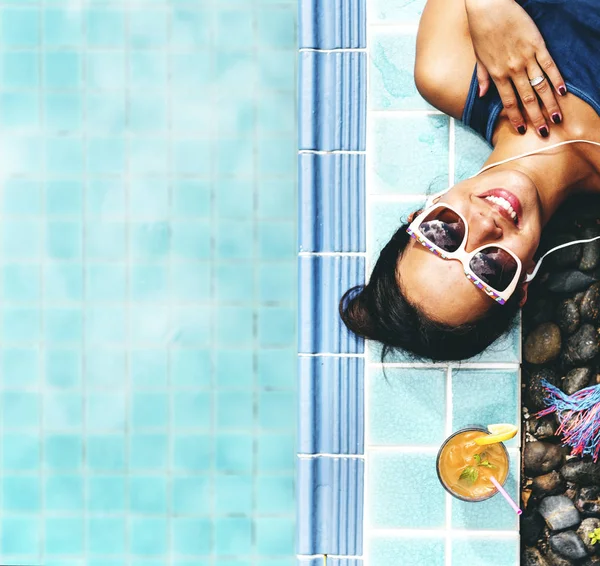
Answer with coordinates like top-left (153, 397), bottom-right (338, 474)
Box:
top-left (466, 212), bottom-right (502, 250)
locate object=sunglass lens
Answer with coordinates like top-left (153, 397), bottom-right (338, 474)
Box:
top-left (469, 247), bottom-right (518, 292)
top-left (418, 207), bottom-right (465, 252)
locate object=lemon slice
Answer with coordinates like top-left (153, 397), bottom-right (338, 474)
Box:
top-left (474, 423), bottom-right (518, 446)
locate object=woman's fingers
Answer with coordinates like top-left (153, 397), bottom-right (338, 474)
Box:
top-left (536, 48), bottom-right (567, 97)
top-left (528, 61), bottom-right (563, 127)
top-left (513, 72), bottom-right (549, 137)
top-left (476, 59), bottom-right (491, 98)
top-left (494, 77), bottom-right (527, 134)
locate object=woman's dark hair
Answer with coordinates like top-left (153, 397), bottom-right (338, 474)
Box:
top-left (339, 221), bottom-right (521, 362)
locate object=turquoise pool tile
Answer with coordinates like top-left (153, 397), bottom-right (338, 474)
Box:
top-left (172, 476), bottom-right (211, 515)
top-left (171, 221), bottom-right (211, 260)
top-left (130, 518), bottom-right (168, 556)
top-left (258, 179), bottom-right (296, 219)
top-left (131, 350), bottom-right (168, 388)
top-left (130, 264), bottom-right (168, 301)
top-left (130, 179), bottom-right (169, 219)
top-left (131, 433), bottom-right (168, 470)
top-left (170, 349), bottom-right (210, 388)
top-left (131, 222), bottom-right (170, 259)
top-left (87, 476), bottom-right (125, 512)
top-left (370, 114), bottom-right (449, 194)
top-left (87, 52), bottom-right (125, 89)
top-left (87, 393), bottom-right (126, 430)
top-left (129, 10), bottom-right (168, 48)
top-left (3, 264), bottom-right (41, 302)
top-left (451, 370), bottom-right (519, 442)
top-left (3, 476), bottom-right (40, 511)
top-left (258, 138), bottom-right (296, 176)
top-left (216, 306), bottom-right (254, 346)
top-left (85, 349), bottom-right (126, 388)
top-left (2, 307), bottom-right (40, 344)
top-left (215, 474), bottom-right (253, 515)
top-left (130, 476), bottom-right (167, 514)
top-left (2, 391), bottom-right (40, 428)
top-left (86, 263), bottom-right (126, 302)
top-left (173, 392), bottom-right (211, 429)
top-left (87, 435), bottom-right (126, 471)
top-left (171, 261), bottom-right (211, 301)
top-left (2, 137), bottom-right (42, 174)
top-left (88, 137), bottom-right (126, 174)
top-left (86, 306), bottom-right (126, 344)
top-left (369, 452), bottom-right (446, 528)
top-left (454, 122), bottom-right (492, 181)
top-left (368, 367), bottom-right (446, 445)
top-left (370, 31), bottom-right (431, 110)
top-left (88, 517), bottom-right (125, 555)
top-left (256, 517), bottom-right (294, 555)
top-left (2, 348), bottom-right (39, 385)
top-left (45, 349), bottom-right (81, 388)
top-left (44, 9), bottom-right (82, 46)
top-left (215, 517), bottom-right (252, 555)
top-left (85, 92), bottom-right (125, 131)
top-left (171, 307), bottom-right (211, 346)
top-left (172, 180), bottom-right (211, 217)
top-left (172, 53), bottom-right (213, 91)
top-left (44, 308), bottom-right (83, 344)
top-left (44, 52), bottom-right (81, 88)
top-left (0, 92), bottom-right (39, 130)
top-left (216, 433), bottom-right (253, 473)
top-left (171, 9), bottom-right (210, 49)
top-left (216, 391), bottom-right (254, 430)
top-left (86, 222), bottom-right (126, 259)
top-left (44, 392), bottom-right (82, 429)
top-left (259, 391), bottom-right (295, 430)
top-left (216, 97), bottom-right (254, 137)
top-left (3, 179), bottom-right (40, 214)
top-left (258, 306), bottom-right (296, 346)
top-left (87, 181), bottom-right (126, 217)
top-left (257, 348), bottom-right (296, 389)
top-left (257, 475), bottom-right (294, 513)
top-left (45, 221), bottom-right (82, 260)
top-left (131, 393), bottom-right (168, 430)
top-left (215, 51), bottom-right (258, 93)
top-left (452, 456), bottom-right (519, 530)
top-left (44, 263), bottom-right (83, 302)
top-left (174, 139), bottom-right (211, 175)
top-left (259, 220), bottom-right (295, 259)
top-left (260, 51), bottom-right (295, 90)
top-left (370, 536), bottom-right (445, 566)
top-left (44, 435), bottom-right (82, 470)
top-left (257, 433), bottom-right (295, 472)
top-left (172, 518), bottom-right (211, 555)
top-left (216, 9), bottom-right (254, 48)
top-left (46, 138), bottom-right (84, 175)
top-left (259, 262), bottom-right (295, 303)
top-left (257, 90), bottom-right (295, 135)
top-left (216, 179), bottom-right (254, 218)
top-left (129, 92), bottom-right (167, 133)
top-left (129, 51), bottom-right (167, 90)
top-left (257, 7), bottom-right (295, 48)
top-left (1, 8), bottom-right (39, 46)
top-left (370, 0), bottom-right (426, 23)
top-left (1, 516), bottom-right (40, 555)
top-left (216, 220), bottom-right (254, 259)
top-left (129, 307), bottom-right (170, 345)
top-left (3, 433), bottom-right (40, 470)
top-left (86, 9), bottom-right (124, 46)
top-left (451, 538), bottom-right (518, 566)
top-left (45, 475), bottom-right (83, 511)
top-left (2, 51), bottom-right (38, 88)
top-left (45, 517), bottom-right (83, 554)
top-left (2, 219), bottom-right (40, 259)
top-left (46, 180), bottom-right (83, 215)
top-left (215, 348), bottom-right (253, 388)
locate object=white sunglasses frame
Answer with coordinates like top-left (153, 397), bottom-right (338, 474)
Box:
top-left (407, 203), bottom-right (523, 305)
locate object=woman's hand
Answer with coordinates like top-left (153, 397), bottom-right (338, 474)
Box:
top-left (465, 0), bottom-right (567, 137)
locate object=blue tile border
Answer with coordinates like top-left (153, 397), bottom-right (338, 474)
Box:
top-left (299, 0), bottom-right (366, 49)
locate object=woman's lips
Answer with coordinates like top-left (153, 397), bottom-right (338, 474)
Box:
top-left (479, 189), bottom-right (523, 225)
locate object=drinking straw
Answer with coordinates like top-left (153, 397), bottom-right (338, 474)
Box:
top-left (490, 476), bottom-right (522, 515)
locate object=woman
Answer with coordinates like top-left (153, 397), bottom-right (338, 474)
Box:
top-left (341, 0), bottom-right (600, 361)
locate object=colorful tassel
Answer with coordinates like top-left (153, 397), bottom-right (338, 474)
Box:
top-left (537, 379), bottom-right (600, 462)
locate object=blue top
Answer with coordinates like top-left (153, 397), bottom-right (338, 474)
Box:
top-left (462, 0), bottom-right (600, 143)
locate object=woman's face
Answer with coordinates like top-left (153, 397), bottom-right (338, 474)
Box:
top-left (397, 168), bottom-right (543, 325)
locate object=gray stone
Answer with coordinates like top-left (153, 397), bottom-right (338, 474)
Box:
top-left (576, 291), bottom-right (587, 306)
top-left (578, 517), bottom-right (600, 555)
top-left (532, 471), bottom-right (566, 496)
top-left (548, 234), bottom-right (583, 269)
top-left (545, 549), bottom-right (577, 566)
top-left (525, 441), bottom-right (566, 476)
top-left (579, 227), bottom-right (600, 272)
top-left (539, 495), bottom-right (581, 531)
top-left (557, 299), bottom-right (581, 335)
top-left (582, 282), bottom-right (600, 324)
top-left (547, 270), bottom-right (599, 294)
top-left (522, 512), bottom-right (547, 546)
top-left (527, 368), bottom-right (560, 412)
top-left (532, 416), bottom-right (558, 440)
top-left (562, 460), bottom-right (600, 486)
top-left (525, 323), bottom-right (562, 365)
top-left (550, 531), bottom-right (588, 560)
top-left (564, 325), bottom-right (600, 366)
top-left (582, 557), bottom-right (600, 566)
top-left (522, 547), bottom-right (550, 566)
top-left (563, 367), bottom-right (593, 395)
top-left (576, 486), bottom-right (600, 517)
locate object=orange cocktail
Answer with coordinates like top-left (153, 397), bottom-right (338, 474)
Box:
top-left (436, 428), bottom-right (509, 501)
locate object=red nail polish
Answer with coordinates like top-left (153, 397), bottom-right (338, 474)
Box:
top-left (558, 86), bottom-right (567, 96)
top-left (517, 125), bottom-right (526, 135)
top-left (539, 126), bottom-right (549, 138)
top-left (552, 113), bottom-right (562, 124)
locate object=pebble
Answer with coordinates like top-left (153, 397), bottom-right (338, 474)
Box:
top-left (548, 234), bottom-right (583, 268)
top-left (563, 367), bottom-right (592, 395)
top-left (547, 270), bottom-right (599, 294)
top-left (579, 227), bottom-right (600, 272)
top-left (562, 460), bottom-right (600, 486)
top-left (526, 297), bottom-right (558, 328)
top-left (539, 495), bottom-right (581, 531)
top-left (525, 322), bottom-right (562, 365)
top-left (545, 549), bottom-right (578, 566)
top-left (531, 416), bottom-right (558, 440)
top-left (576, 486), bottom-right (600, 517)
top-left (576, 291), bottom-right (587, 306)
top-left (556, 299), bottom-right (581, 335)
top-left (551, 530), bottom-right (589, 560)
top-left (522, 547), bottom-right (550, 566)
top-left (527, 368), bottom-right (559, 412)
top-left (581, 282), bottom-right (600, 323)
top-left (582, 557), bottom-right (600, 566)
top-left (578, 518), bottom-right (600, 555)
top-left (522, 512), bottom-right (547, 546)
top-left (563, 324), bottom-right (600, 365)
top-left (532, 471), bottom-right (566, 496)
top-left (524, 441), bottom-right (566, 476)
